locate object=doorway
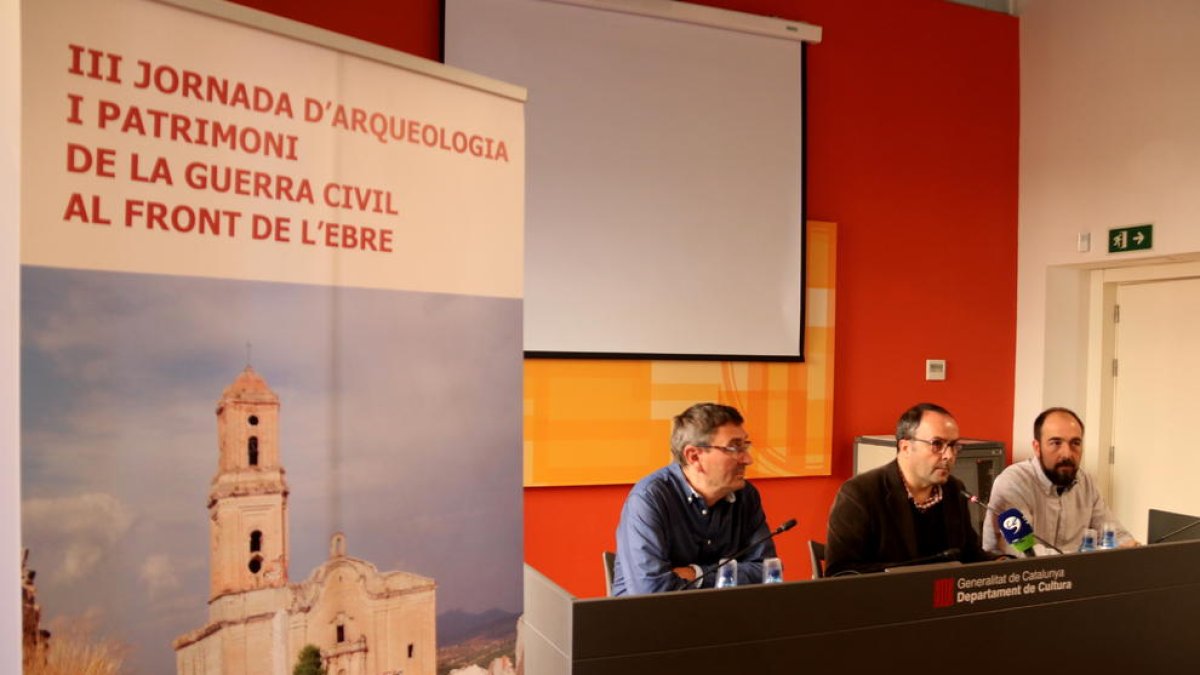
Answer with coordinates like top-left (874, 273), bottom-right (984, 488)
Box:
top-left (1089, 262), bottom-right (1200, 541)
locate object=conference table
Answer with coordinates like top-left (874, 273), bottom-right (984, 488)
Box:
top-left (523, 539), bottom-right (1200, 674)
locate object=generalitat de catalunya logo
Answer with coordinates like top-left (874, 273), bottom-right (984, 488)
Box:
top-left (932, 577), bottom-right (955, 608)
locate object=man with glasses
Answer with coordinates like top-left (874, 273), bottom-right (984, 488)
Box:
top-left (982, 407), bottom-right (1137, 555)
top-left (611, 402), bottom-right (777, 594)
top-left (825, 402), bottom-right (993, 575)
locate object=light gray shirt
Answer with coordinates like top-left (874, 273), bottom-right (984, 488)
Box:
top-left (982, 457), bottom-right (1136, 555)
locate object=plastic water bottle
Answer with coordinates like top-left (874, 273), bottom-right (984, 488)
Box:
top-left (1100, 522), bottom-right (1118, 549)
top-left (715, 558), bottom-right (738, 588)
top-left (763, 557), bottom-right (783, 584)
top-left (1079, 528), bottom-right (1097, 552)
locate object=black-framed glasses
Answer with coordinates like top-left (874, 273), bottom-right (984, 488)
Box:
top-left (909, 438), bottom-right (964, 455)
top-left (698, 444), bottom-right (753, 458)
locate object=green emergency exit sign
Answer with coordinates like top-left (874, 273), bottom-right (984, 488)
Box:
top-left (1108, 224), bottom-right (1153, 253)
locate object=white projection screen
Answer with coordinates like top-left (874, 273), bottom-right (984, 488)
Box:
top-left (446, 0), bottom-right (820, 359)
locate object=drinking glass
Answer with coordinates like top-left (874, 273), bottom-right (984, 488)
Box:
top-left (763, 557), bottom-right (783, 584)
top-left (715, 559), bottom-right (738, 588)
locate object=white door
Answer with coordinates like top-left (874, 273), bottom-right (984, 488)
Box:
top-left (1110, 276), bottom-right (1200, 542)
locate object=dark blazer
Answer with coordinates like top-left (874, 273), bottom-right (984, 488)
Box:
top-left (824, 459), bottom-right (990, 576)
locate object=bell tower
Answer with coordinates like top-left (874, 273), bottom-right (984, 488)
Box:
top-left (208, 366), bottom-right (289, 600)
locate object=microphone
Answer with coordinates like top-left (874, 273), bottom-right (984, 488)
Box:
top-left (999, 508), bottom-right (1037, 557)
top-left (961, 490), bottom-right (991, 511)
top-left (685, 517), bottom-right (797, 589)
top-left (961, 490), bottom-right (1063, 554)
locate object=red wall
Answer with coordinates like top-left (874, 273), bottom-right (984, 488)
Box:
top-left (234, 0), bottom-right (1018, 597)
top-left (229, 0), bottom-right (442, 60)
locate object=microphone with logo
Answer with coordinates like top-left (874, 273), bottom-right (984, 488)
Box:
top-left (962, 490), bottom-right (1063, 555)
top-left (685, 517), bottom-right (797, 589)
top-left (999, 508), bottom-right (1038, 557)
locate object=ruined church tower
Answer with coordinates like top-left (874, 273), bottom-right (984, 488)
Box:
top-left (208, 366), bottom-right (289, 599)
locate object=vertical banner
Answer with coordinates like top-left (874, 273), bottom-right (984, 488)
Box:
top-left (19, 1), bottom-right (524, 674)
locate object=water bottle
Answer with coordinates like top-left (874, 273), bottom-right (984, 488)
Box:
top-left (1079, 528), bottom-right (1097, 552)
top-left (763, 557), bottom-right (783, 584)
top-left (1100, 522), bottom-right (1118, 549)
top-left (715, 558), bottom-right (738, 588)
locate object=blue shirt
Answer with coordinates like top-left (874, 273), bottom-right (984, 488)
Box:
top-left (611, 463), bottom-right (775, 595)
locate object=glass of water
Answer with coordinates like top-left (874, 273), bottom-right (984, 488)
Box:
top-left (715, 558), bottom-right (738, 588)
top-left (1079, 528), bottom-right (1097, 552)
top-left (1100, 522), bottom-right (1118, 549)
top-left (763, 557), bottom-right (783, 584)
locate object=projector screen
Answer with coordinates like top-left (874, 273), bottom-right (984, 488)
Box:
top-left (446, 0), bottom-right (819, 359)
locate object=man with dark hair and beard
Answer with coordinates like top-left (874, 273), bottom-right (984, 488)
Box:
top-left (983, 407), bottom-right (1138, 555)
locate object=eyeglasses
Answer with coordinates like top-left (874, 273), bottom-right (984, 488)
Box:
top-left (909, 438), bottom-right (964, 456)
top-left (698, 444), bottom-right (753, 458)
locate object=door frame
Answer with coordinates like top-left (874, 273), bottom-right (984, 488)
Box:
top-left (1084, 259), bottom-right (1200, 505)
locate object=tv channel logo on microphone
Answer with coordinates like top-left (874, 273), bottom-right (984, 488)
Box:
top-left (1002, 514), bottom-right (1023, 536)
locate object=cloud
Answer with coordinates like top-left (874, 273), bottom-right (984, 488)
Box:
top-left (139, 554), bottom-right (181, 597)
top-left (22, 493), bottom-right (135, 584)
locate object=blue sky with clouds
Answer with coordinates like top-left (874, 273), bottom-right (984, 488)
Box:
top-left (20, 265), bottom-right (523, 674)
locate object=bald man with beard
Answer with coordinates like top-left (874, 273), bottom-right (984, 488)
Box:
top-left (983, 407), bottom-right (1138, 555)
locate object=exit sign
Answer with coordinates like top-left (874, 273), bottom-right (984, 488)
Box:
top-left (1108, 224), bottom-right (1153, 253)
